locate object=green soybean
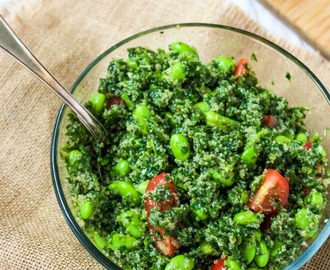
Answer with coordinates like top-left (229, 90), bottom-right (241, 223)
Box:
top-left (133, 104), bottom-right (152, 134)
top-left (191, 201), bottom-right (208, 220)
top-left (295, 133), bottom-right (308, 145)
top-left (295, 208), bottom-right (311, 230)
top-left (109, 233), bottom-right (138, 251)
top-left (126, 59), bottom-right (139, 69)
top-left (295, 208), bottom-right (319, 238)
top-left (213, 55), bottom-right (235, 74)
top-left (170, 42), bottom-right (199, 58)
top-left (90, 93), bottom-right (105, 114)
top-left (118, 210), bottom-right (144, 238)
top-left (170, 133), bottom-right (191, 161)
top-left (254, 240), bottom-right (270, 267)
top-left (120, 93), bottom-right (135, 110)
top-left (226, 257), bottom-right (241, 270)
top-left (200, 241), bottom-right (214, 255)
top-left (270, 240), bottom-right (284, 258)
top-left (241, 192), bottom-right (249, 204)
top-left (242, 237), bottom-right (256, 264)
top-left (115, 159), bottom-right (130, 176)
top-left (165, 255), bottom-right (194, 270)
top-left (210, 168), bottom-right (235, 186)
top-left (93, 233), bottom-right (107, 250)
top-left (68, 150), bottom-right (82, 170)
top-left (275, 135), bottom-right (290, 144)
top-left (194, 101), bottom-right (210, 114)
top-left (108, 181), bottom-right (141, 205)
top-left (171, 62), bottom-right (186, 80)
top-left (241, 147), bottom-right (258, 166)
top-left (79, 201), bottom-right (94, 220)
top-left (234, 211), bottom-right (259, 225)
top-left (305, 192), bottom-right (324, 210)
top-left (205, 111), bottom-right (237, 130)
top-left (165, 111), bottom-right (177, 127)
top-left (137, 180), bottom-right (149, 194)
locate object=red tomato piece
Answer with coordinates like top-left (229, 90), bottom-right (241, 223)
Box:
top-left (234, 58), bottom-right (248, 77)
top-left (249, 169), bottom-right (289, 214)
top-left (106, 96), bottom-right (126, 109)
top-left (263, 115), bottom-right (278, 128)
top-left (302, 187), bottom-right (311, 196)
top-left (211, 259), bottom-right (226, 270)
top-left (304, 141), bottom-right (312, 150)
top-left (145, 172), bottom-right (180, 256)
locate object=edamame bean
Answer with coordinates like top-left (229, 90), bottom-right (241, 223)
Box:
top-left (115, 159), bottom-right (130, 176)
top-left (120, 93), bottom-right (135, 110)
top-left (194, 101), bottom-right (210, 114)
top-left (205, 111), bottom-right (237, 130)
top-left (242, 237), bottom-right (256, 264)
top-left (210, 168), bottom-right (235, 186)
top-left (270, 240), bottom-right (284, 258)
top-left (274, 135), bottom-right (290, 144)
top-left (295, 208), bottom-right (311, 230)
top-left (254, 240), bottom-right (270, 267)
top-left (241, 192), bottom-right (249, 204)
top-left (234, 211), bottom-right (259, 225)
top-left (118, 210), bottom-right (144, 238)
top-left (213, 55), bottom-right (235, 74)
top-left (200, 241), bottom-right (214, 255)
top-left (93, 233), bottom-right (107, 250)
top-left (226, 257), bottom-right (241, 270)
top-left (164, 255), bottom-right (194, 270)
top-left (133, 104), bottom-right (152, 134)
top-left (170, 62), bottom-right (186, 80)
top-left (170, 42), bottom-right (199, 58)
top-left (191, 201), bottom-right (208, 220)
top-left (170, 133), bottom-right (191, 161)
top-left (79, 201), bottom-right (94, 220)
top-left (295, 133), bottom-right (308, 145)
top-left (90, 93), bottom-right (105, 114)
top-left (241, 147), bottom-right (258, 166)
top-left (305, 191), bottom-right (324, 210)
top-left (108, 181), bottom-right (141, 205)
top-left (165, 111), bottom-right (177, 127)
top-left (126, 59), bottom-right (139, 69)
top-left (68, 150), bottom-right (82, 170)
top-left (137, 180), bottom-right (149, 194)
top-left (109, 233), bottom-right (138, 251)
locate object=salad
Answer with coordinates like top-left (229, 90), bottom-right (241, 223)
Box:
top-left (62, 42), bottom-right (328, 270)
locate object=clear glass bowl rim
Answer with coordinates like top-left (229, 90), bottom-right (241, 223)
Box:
top-left (50, 23), bottom-right (330, 270)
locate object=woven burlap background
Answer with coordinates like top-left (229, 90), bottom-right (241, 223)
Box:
top-left (0, 0), bottom-right (329, 269)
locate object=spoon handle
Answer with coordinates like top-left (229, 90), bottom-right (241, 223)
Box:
top-left (0, 16), bottom-right (107, 141)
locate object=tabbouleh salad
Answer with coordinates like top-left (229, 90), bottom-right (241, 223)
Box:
top-left (61, 42), bottom-right (329, 270)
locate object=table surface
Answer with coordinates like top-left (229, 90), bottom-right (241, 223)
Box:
top-left (0, 1), bottom-right (328, 270)
top-left (0, 0), bottom-right (314, 52)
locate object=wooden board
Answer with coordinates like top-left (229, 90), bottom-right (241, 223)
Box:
top-left (259, 0), bottom-right (330, 59)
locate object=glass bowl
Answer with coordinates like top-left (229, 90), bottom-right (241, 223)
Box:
top-left (51, 23), bottom-right (330, 270)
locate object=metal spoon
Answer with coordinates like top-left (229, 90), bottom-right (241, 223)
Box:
top-left (0, 16), bottom-right (107, 141)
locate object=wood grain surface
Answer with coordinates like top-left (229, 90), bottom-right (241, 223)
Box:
top-left (259, 0), bottom-right (330, 59)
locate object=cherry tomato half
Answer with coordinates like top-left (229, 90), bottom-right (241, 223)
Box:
top-left (234, 58), bottom-right (248, 77)
top-left (145, 172), bottom-right (180, 256)
top-left (263, 115), bottom-right (278, 128)
top-left (249, 169), bottom-right (289, 214)
top-left (211, 259), bottom-right (226, 270)
top-left (106, 96), bottom-right (126, 109)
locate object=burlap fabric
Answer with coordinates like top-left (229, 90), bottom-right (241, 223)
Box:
top-left (0, 0), bottom-right (329, 269)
